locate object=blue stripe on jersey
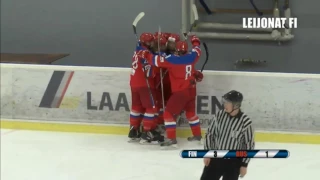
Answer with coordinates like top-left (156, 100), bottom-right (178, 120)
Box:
top-left (136, 42), bottom-right (147, 51)
top-left (165, 51), bottom-right (198, 65)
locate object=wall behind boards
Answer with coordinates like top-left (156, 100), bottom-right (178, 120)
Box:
top-left (1, 0), bottom-right (319, 73)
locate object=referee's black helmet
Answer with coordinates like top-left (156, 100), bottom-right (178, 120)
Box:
top-left (222, 90), bottom-right (243, 108)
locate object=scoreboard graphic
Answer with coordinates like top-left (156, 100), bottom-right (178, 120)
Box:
top-left (180, 150), bottom-right (289, 158)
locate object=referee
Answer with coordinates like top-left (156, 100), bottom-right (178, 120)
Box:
top-left (200, 90), bottom-right (255, 180)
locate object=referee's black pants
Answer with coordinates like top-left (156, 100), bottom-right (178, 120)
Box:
top-left (200, 158), bottom-right (241, 180)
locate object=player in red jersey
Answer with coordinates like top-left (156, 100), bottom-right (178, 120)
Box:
top-left (186, 68), bottom-right (203, 142)
top-left (136, 36), bottom-right (202, 148)
top-left (163, 33), bottom-right (180, 97)
top-left (154, 33), bottom-right (180, 132)
top-left (128, 32), bottom-right (163, 144)
top-left (150, 33), bottom-right (168, 132)
top-left (156, 34), bottom-right (204, 141)
top-left (162, 33), bottom-right (180, 121)
top-left (171, 40), bottom-right (203, 144)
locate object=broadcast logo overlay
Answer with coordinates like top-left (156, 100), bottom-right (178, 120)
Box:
top-left (243, 18), bottom-right (297, 29)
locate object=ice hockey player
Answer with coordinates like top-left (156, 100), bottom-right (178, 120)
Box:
top-left (187, 68), bottom-right (203, 142)
top-left (162, 33), bottom-right (179, 121)
top-left (128, 32), bottom-right (163, 144)
top-left (153, 33), bottom-right (180, 133)
top-left (166, 33), bottom-right (180, 54)
top-left (158, 34), bottom-right (203, 142)
top-left (162, 33), bottom-right (180, 100)
top-left (154, 33), bottom-right (204, 142)
top-left (150, 34), bottom-right (168, 133)
top-left (187, 33), bottom-right (204, 142)
top-left (136, 36), bottom-right (202, 148)
top-left (170, 40), bottom-right (203, 143)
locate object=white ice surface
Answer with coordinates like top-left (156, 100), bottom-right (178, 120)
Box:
top-left (1, 129), bottom-right (319, 180)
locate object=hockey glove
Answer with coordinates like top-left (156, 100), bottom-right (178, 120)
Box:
top-left (193, 70), bottom-right (203, 82)
top-left (190, 35), bottom-right (200, 46)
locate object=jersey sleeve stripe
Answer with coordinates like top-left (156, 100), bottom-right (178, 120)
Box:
top-left (153, 55), bottom-right (158, 67)
top-left (192, 46), bottom-right (201, 56)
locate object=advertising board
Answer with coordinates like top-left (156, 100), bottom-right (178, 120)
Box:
top-left (1, 64), bottom-right (319, 143)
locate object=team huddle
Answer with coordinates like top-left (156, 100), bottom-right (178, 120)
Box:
top-left (128, 32), bottom-right (204, 148)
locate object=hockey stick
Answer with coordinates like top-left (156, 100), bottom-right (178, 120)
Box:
top-left (249, 0), bottom-right (263, 16)
top-left (143, 65), bottom-right (156, 109)
top-left (156, 70), bottom-right (167, 88)
top-left (158, 26), bottom-right (166, 112)
top-left (199, 0), bottom-right (212, 15)
top-left (132, 12), bottom-right (145, 41)
top-left (200, 43), bottom-right (209, 72)
top-left (190, 4), bottom-right (209, 72)
top-left (183, 4), bottom-right (199, 40)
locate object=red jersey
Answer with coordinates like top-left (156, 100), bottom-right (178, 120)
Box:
top-left (153, 52), bottom-right (170, 89)
top-left (162, 70), bottom-right (171, 86)
top-left (146, 45), bottom-right (201, 92)
top-left (130, 45), bottom-right (156, 88)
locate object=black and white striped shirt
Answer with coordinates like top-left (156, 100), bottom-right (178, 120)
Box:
top-left (204, 109), bottom-right (255, 167)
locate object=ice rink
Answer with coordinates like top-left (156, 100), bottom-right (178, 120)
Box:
top-left (1, 129), bottom-right (319, 180)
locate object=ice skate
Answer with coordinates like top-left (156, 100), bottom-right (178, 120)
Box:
top-left (187, 135), bottom-right (203, 144)
top-left (155, 124), bottom-right (166, 135)
top-left (176, 112), bottom-right (183, 126)
top-left (160, 139), bottom-right (178, 149)
top-left (140, 130), bottom-right (164, 145)
top-left (187, 135), bottom-right (202, 141)
top-left (128, 126), bottom-right (141, 143)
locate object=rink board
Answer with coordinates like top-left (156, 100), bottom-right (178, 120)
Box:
top-left (1, 63), bottom-right (320, 144)
top-left (1, 120), bottom-right (320, 144)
